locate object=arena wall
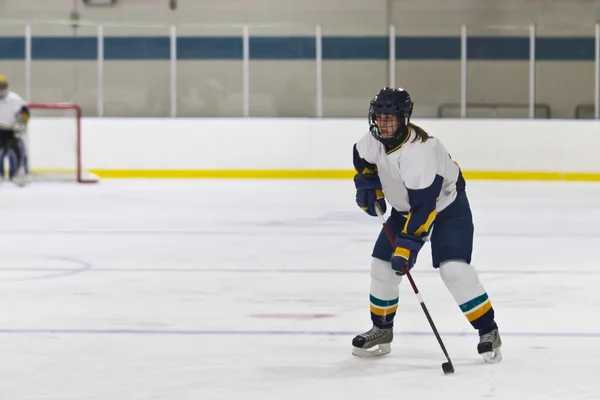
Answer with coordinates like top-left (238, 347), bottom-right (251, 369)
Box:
top-left (1, 0), bottom-right (600, 119)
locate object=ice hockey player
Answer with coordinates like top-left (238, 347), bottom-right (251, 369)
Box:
top-left (0, 75), bottom-right (30, 186)
top-left (351, 87), bottom-right (502, 363)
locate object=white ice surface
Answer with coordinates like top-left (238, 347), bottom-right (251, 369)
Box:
top-left (0, 179), bottom-right (599, 399)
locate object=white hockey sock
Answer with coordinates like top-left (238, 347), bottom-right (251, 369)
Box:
top-left (369, 257), bottom-right (402, 327)
top-left (439, 260), bottom-right (496, 331)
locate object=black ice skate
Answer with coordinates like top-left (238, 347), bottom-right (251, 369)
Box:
top-left (351, 326), bottom-right (393, 357)
top-left (478, 328), bottom-right (502, 363)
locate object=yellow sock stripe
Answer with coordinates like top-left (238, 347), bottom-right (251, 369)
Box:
top-left (370, 304), bottom-right (398, 317)
top-left (465, 300), bottom-right (492, 322)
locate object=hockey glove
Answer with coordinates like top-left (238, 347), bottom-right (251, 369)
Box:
top-left (13, 122), bottom-right (27, 138)
top-left (390, 235), bottom-right (424, 275)
top-left (353, 173), bottom-right (386, 217)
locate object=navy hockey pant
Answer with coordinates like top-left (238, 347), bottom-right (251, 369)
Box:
top-left (371, 190), bottom-right (474, 268)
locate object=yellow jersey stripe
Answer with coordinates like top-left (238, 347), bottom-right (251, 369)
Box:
top-left (414, 209), bottom-right (437, 236)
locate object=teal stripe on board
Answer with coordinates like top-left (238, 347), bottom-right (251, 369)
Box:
top-left (370, 295), bottom-right (399, 308)
top-left (468, 37), bottom-right (529, 60)
top-left (0, 36), bottom-right (597, 60)
top-left (0, 37), bottom-right (25, 60)
top-left (178, 37), bottom-right (242, 59)
top-left (396, 37), bottom-right (459, 60)
top-left (250, 37), bottom-right (316, 59)
top-left (323, 37), bottom-right (388, 60)
top-left (536, 37), bottom-right (595, 60)
top-left (105, 37), bottom-right (170, 60)
top-left (459, 293), bottom-right (489, 313)
top-left (33, 37), bottom-right (97, 60)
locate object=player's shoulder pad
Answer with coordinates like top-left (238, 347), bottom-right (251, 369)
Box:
top-left (7, 91), bottom-right (26, 105)
top-left (399, 140), bottom-right (437, 190)
top-left (355, 131), bottom-right (380, 164)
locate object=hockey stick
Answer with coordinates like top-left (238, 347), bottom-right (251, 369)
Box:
top-left (374, 203), bottom-right (455, 375)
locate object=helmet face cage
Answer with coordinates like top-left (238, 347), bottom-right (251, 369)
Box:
top-left (368, 88), bottom-right (413, 146)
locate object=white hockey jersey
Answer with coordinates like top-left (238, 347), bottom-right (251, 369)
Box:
top-left (0, 91), bottom-right (28, 131)
top-left (353, 125), bottom-right (465, 239)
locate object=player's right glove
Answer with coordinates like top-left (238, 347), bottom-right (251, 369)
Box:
top-left (390, 235), bottom-right (423, 275)
top-left (353, 173), bottom-right (386, 217)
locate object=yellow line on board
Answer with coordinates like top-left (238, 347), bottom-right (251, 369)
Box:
top-left (462, 171), bottom-right (600, 181)
top-left (89, 170), bottom-right (600, 181)
top-left (90, 170), bottom-right (355, 179)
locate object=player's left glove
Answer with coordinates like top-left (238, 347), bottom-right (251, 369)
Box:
top-left (390, 235), bottom-right (424, 275)
top-left (13, 122), bottom-right (27, 138)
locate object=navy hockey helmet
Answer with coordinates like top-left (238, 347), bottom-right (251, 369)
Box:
top-left (369, 87), bottom-right (414, 148)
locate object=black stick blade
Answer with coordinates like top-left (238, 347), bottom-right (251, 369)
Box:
top-left (442, 362), bottom-right (454, 375)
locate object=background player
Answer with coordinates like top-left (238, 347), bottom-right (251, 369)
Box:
top-left (0, 75), bottom-right (30, 186)
top-left (351, 87), bottom-right (502, 363)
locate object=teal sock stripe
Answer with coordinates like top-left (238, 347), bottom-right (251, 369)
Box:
top-left (370, 295), bottom-right (399, 308)
top-left (459, 293), bottom-right (489, 313)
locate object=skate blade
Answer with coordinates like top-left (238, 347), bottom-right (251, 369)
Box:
top-left (352, 343), bottom-right (391, 357)
top-left (482, 348), bottom-right (502, 364)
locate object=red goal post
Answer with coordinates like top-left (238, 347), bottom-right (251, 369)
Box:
top-left (26, 102), bottom-right (98, 183)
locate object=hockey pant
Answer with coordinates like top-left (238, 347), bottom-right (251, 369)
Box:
top-left (0, 136), bottom-right (28, 179)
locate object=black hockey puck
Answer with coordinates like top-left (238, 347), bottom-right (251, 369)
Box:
top-left (442, 361), bottom-right (454, 375)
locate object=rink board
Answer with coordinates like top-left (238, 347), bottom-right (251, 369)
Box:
top-left (26, 117), bottom-right (600, 181)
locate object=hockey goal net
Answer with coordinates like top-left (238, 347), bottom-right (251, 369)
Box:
top-left (26, 103), bottom-right (98, 183)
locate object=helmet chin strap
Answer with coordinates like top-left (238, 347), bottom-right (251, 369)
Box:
top-left (380, 127), bottom-right (408, 149)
